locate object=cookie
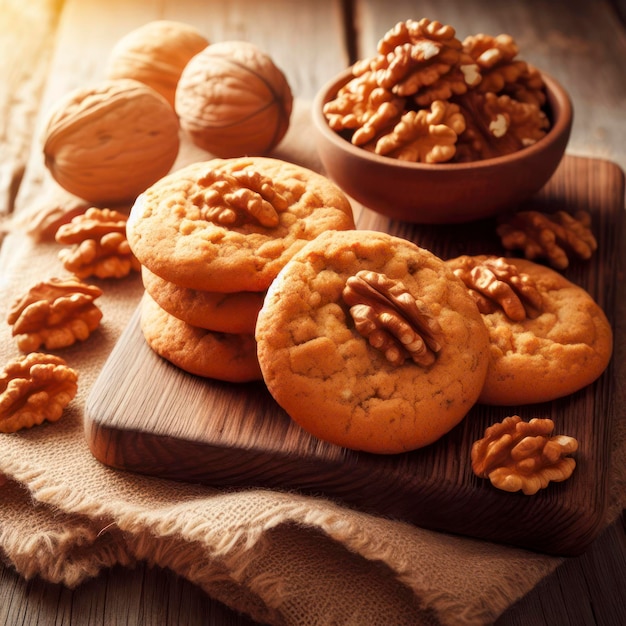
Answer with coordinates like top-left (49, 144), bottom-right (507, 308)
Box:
top-left (255, 230), bottom-right (491, 454)
top-left (141, 266), bottom-right (264, 334)
top-left (140, 292), bottom-right (262, 382)
top-left (127, 156), bottom-right (355, 292)
top-left (446, 255), bottom-right (613, 405)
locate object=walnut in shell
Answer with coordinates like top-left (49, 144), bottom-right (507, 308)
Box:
top-left (175, 41), bottom-right (293, 158)
top-left (7, 277), bottom-right (103, 352)
top-left (0, 352), bottom-right (78, 433)
top-left (42, 78), bottom-right (180, 205)
top-left (106, 20), bottom-right (209, 108)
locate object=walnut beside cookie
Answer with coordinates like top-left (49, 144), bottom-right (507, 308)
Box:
top-left (0, 352), bottom-right (78, 433)
top-left (7, 277), bottom-right (103, 353)
top-left (471, 415), bottom-right (578, 495)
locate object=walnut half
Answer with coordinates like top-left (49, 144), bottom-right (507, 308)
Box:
top-left (447, 255), bottom-right (543, 321)
top-left (496, 210), bottom-right (597, 270)
top-left (371, 100), bottom-right (466, 163)
top-left (55, 207), bottom-right (140, 279)
top-left (323, 72), bottom-right (405, 146)
top-left (370, 18), bottom-right (480, 104)
top-left (7, 277), bottom-right (103, 352)
top-left (0, 352), bottom-right (78, 433)
top-left (454, 90), bottom-right (549, 161)
top-left (343, 270), bottom-right (442, 367)
top-left (194, 169), bottom-right (289, 228)
top-left (471, 415), bottom-right (578, 495)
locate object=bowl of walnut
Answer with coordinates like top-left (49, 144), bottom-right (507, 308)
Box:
top-left (312, 19), bottom-right (573, 223)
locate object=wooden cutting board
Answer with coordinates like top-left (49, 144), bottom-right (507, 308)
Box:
top-left (85, 155), bottom-right (624, 556)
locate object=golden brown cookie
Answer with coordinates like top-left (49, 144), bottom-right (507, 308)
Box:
top-left (255, 230), bottom-right (491, 454)
top-left (141, 266), bottom-right (264, 334)
top-left (127, 156), bottom-right (355, 292)
top-left (140, 292), bottom-right (262, 382)
top-left (445, 255), bottom-right (613, 405)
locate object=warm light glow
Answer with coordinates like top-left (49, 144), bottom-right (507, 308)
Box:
top-left (0, 0), bottom-right (63, 35)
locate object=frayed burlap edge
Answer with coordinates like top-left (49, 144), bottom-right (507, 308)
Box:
top-left (1, 451), bottom-right (563, 626)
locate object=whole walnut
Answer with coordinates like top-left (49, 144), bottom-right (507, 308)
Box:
top-left (106, 20), bottom-right (209, 108)
top-left (42, 78), bottom-right (180, 205)
top-left (175, 40), bottom-right (293, 158)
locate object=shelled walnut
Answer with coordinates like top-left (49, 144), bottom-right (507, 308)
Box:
top-left (463, 34), bottom-right (546, 108)
top-left (496, 209), bottom-right (597, 269)
top-left (19, 185), bottom-right (90, 243)
top-left (323, 18), bottom-right (551, 164)
top-left (463, 33), bottom-right (519, 71)
top-left (447, 255), bottom-right (543, 321)
top-left (454, 91), bottom-right (548, 161)
top-left (0, 352), bottom-right (78, 433)
top-left (471, 415), bottom-right (578, 495)
top-left (193, 169), bottom-right (289, 227)
top-left (369, 100), bottom-right (466, 163)
top-left (7, 277), bottom-right (103, 352)
top-left (323, 71), bottom-right (405, 146)
top-left (55, 207), bottom-right (140, 279)
top-left (343, 270), bottom-right (442, 367)
top-left (360, 18), bottom-right (480, 104)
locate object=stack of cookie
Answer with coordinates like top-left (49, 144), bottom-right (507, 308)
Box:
top-left (126, 156), bottom-right (355, 383)
top-left (138, 272), bottom-right (266, 383)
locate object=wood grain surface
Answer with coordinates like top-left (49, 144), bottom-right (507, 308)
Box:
top-left (2, 0), bottom-right (626, 624)
top-left (85, 154), bottom-right (624, 557)
top-left (355, 0), bottom-right (626, 173)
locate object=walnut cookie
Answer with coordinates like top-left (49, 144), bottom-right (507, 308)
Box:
top-left (141, 266), bottom-right (265, 334)
top-left (255, 230), bottom-right (491, 454)
top-left (446, 255), bottom-right (613, 405)
top-left (126, 157), bottom-right (355, 293)
top-left (140, 292), bottom-right (261, 383)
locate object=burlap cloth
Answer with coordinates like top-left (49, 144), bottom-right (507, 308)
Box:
top-left (1, 102), bottom-right (625, 626)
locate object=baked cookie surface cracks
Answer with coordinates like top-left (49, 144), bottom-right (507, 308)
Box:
top-left (127, 157), bottom-right (355, 292)
top-left (255, 230), bottom-right (491, 454)
top-left (446, 255), bottom-right (613, 405)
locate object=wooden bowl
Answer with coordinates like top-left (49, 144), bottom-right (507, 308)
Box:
top-left (312, 68), bottom-right (573, 223)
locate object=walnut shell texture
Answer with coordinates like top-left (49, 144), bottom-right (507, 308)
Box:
top-left (42, 78), bottom-right (180, 205)
top-left (106, 20), bottom-right (209, 108)
top-left (175, 40), bottom-right (293, 158)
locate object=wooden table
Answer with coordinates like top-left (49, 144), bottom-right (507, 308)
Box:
top-left (1, 0), bottom-right (625, 624)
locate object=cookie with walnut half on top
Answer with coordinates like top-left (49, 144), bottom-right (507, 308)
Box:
top-left (126, 156), bottom-right (356, 294)
top-left (255, 230), bottom-right (491, 454)
top-left (446, 255), bottom-right (613, 406)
